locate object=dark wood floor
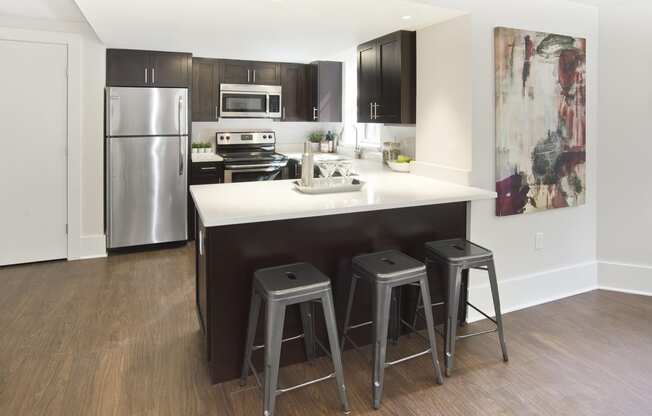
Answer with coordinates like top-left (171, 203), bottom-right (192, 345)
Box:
top-left (1, 244), bottom-right (651, 415)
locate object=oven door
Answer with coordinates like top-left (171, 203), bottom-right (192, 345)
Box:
top-left (220, 91), bottom-right (268, 118)
top-left (223, 164), bottom-right (283, 183)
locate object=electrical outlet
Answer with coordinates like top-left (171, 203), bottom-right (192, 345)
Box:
top-left (535, 232), bottom-right (544, 250)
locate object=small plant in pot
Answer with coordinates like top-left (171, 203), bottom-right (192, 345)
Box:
top-left (308, 131), bottom-right (324, 152)
top-left (203, 142), bottom-right (213, 153)
top-left (191, 142), bottom-right (201, 153)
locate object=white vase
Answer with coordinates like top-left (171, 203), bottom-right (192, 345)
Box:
top-left (310, 142), bottom-right (319, 152)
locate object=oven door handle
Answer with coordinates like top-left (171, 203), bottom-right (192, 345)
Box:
top-left (225, 164), bottom-right (283, 171)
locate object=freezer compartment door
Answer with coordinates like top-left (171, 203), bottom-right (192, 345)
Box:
top-left (107, 87), bottom-right (188, 137)
top-left (107, 136), bottom-right (188, 248)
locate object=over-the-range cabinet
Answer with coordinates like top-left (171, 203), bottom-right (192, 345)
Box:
top-left (357, 30), bottom-right (416, 124)
top-left (221, 60), bottom-right (281, 85)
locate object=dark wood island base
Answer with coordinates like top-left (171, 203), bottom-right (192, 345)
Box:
top-left (196, 202), bottom-right (469, 384)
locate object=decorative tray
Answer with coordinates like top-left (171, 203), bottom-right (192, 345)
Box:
top-left (294, 178), bottom-right (365, 194)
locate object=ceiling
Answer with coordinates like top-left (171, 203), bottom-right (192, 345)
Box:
top-left (0, 0), bottom-right (86, 22)
top-left (72, 0), bottom-right (464, 62)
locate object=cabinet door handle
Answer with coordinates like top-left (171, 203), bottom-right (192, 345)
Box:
top-left (145, 67), bottom-right (148, 84)
top-left (282, 106), bottom-right (286, 120)
top-left (151, 68), bottom-right (155, 84)
top-left (253, 69), bottom-right (256, 83)
top-left (200, 166), bottom-right (217, 171)
top-left (370, 102), bottom-right (373, 119)
top-left (313, 107), bottom-right (318, 121)
top-left (247, 69), bottom-right (250, 83)
top-left (373, 102), bottom-right (378, 120)
top-left (215, 105), bottom-right (218, 120)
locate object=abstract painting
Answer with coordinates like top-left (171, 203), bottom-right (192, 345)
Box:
top-left (494, 27), bottom-right (586, 216)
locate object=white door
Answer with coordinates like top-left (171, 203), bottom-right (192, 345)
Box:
top-left (0, 39), bottom-right (68, 265)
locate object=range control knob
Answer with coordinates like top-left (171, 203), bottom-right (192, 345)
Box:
top-left (226, 136), bottom-right (230, 141)
top-left (219, 135), bottom-right (224, 141)
top-left (263, 135), bottom-right (268, 139)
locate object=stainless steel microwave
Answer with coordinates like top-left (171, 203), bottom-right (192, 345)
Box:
top-left (219, 84), bottom-right (282, 118)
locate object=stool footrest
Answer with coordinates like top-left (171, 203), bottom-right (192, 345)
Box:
top-left (252, 333), bottom-right (305, 351)
top-left (457, 327), bottom-right (497, 340)
top-left (277, 372), bottom-right (336, 395)
top-left (385, 348), bottom-right (431, 368)
top-left (466, 301), bottom-right (498, 325)
top-left (346, 320), bottom-right (373, 331)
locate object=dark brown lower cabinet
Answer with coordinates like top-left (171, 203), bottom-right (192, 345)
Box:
top-left (188, 162), bottom-right (223, 240)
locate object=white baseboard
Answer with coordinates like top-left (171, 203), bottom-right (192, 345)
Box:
top-left (597, 261), bottom-right (652, 296)
top-left (75, 234), bottom-right (107, 259)
top-left (410, 161), bottom-right (471, 186)
top-left (466, 261), bottom-right (598, 322)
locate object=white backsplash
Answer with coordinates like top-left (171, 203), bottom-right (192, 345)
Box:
top-left (192, 120), bottom-right (416, 159)
top-left (192, 120), bottom-right (344, 146)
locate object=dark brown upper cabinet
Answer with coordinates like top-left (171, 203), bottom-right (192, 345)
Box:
top-left (357, 31), bottom-right (416, 124)
top-left (192, 58), bottom-right (220, 121)
top-left (280, 63), bottom-right (309, 121)
top-left (220, 60), bottom-right (280, 85)
top-left (106, 49), bottom-right (191, 88)
top-left (308, 61), bottom-right (342, 122)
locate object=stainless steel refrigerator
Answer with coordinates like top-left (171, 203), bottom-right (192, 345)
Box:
top-left (105, 87), bottom-right (188, 249)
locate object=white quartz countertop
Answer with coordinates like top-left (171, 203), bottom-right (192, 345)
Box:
top-left (191, 153), bottom-right (223, 163)
top-left (190, 162), bottom-right (496, 227)
top-left (283, 152), bottom-right (352, 163)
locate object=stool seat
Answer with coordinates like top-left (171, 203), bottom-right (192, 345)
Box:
top-left (254, 263), bottom-right (330, 300)
top-left (352, 250), bottom-right (426, 282)
top-left (425, 238), bottom-right (492, 265)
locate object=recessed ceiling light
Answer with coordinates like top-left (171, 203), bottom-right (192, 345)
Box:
top-left (402, 15), bottom-right (412, 20)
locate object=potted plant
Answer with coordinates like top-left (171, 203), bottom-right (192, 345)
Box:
top-left (191, 142), bottom-right (200, 153)
top-left (203, 142), bottom-right (212, 153)
top-left (308, 131), bottom-right (324, 153)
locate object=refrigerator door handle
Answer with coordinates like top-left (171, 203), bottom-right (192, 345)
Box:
top-left (178, 96), bottom-right (184, 176)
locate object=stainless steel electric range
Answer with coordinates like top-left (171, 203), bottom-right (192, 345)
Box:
top-left (215, 130), bottom-right (288, 183)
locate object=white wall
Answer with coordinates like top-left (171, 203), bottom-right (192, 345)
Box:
top-left (0, 14), bottom-right (106, 257)
top-left (416, 15), bottom-right (472, 174)
top-left (415, 0), bottom-right (600, 316)
top-left (590, 0), bottom-right (652, 294)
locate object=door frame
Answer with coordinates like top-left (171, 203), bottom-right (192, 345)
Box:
top-left (0, 27), bottom-right (83, 260)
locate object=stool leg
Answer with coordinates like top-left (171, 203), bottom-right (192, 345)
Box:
top-left (340, 276), bottom-right (358, 351)
top-left (372, 283), bottom-right (392, 410)
top-left (299, 302), bottom-right (316, 361)
top-left (418, 275), bottom-right (444, 384)
top-left (241, 289), bottom-right (262, 386)
top-left (487, 260), bottom-right (509, 362)
top-left (411, 291), bottom-right (422, 334)
top-left (321, 291), bottom-right (351, 414)
top-left (389, 287), bottom-right (401, 345)
top-left (263, 300), bottom-right (286, 416)
top-left (445, 265), bottom-right (462, 377)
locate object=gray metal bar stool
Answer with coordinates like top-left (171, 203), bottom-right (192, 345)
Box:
top-left (340, 250), bottom-right (443, 410)
top-left (241, 263), bottom-right (350, 416)
top-left (412, 238), bottom-right (508, 376)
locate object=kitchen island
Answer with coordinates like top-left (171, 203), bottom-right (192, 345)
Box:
top-left (190, 167), bottom-right (496, 383)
